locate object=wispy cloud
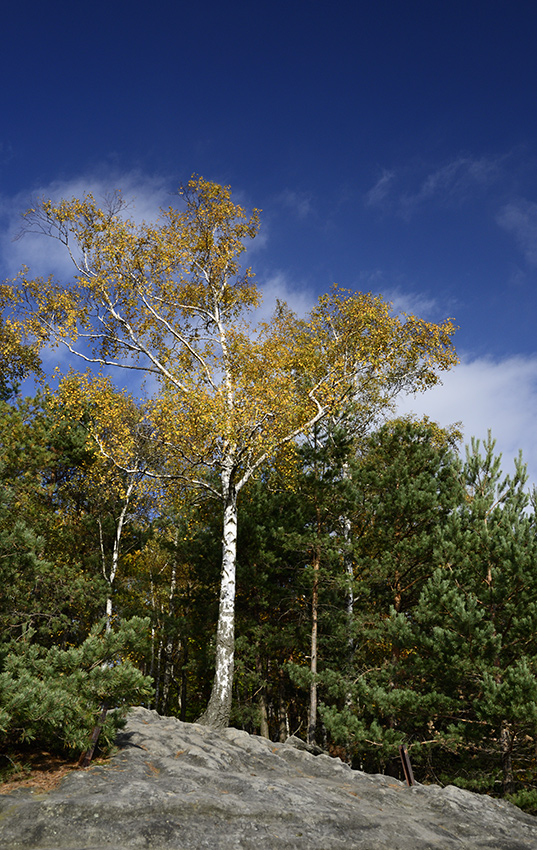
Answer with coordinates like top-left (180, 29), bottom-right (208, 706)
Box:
top-left (382, 287), bottom-right (446, 322)
top-left (496, 198), bottom-right (537, 266)
top-left (366, 154), bottom-right (502, 218)
top-left (365, 169), bottom-right (395, 208)
top-left (276, 189), bottom-right (314, 219)
top-left (350, 268), bottom-right (453, 325)
top-left (398, 354), bottom-right (537, 488)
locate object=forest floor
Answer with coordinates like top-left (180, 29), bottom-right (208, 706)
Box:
top-left (0, 749), bottom-right (107, 794)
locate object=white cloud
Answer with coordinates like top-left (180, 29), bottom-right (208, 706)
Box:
top-left (496, 198), bottom-right (537, 266)
top-left (0, 170), bottom-right (270, 284)
top-left (254, 271), bottom-right (316, 324)
top-left (0, 169), bottom-right (173, 280)
top-left (366, 154), bottom-right (501, 218)
top-left (378, 286), bottom-right (444, 322)
top-left (397, 355), bottom-right (537, 489)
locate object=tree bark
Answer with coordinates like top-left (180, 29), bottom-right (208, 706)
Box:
top-left (278, 669), bottom-right (289, 742)
top-left (197, 486), bottom-right (238, 728)
top-left (256, 655), bottom-right (270, 738)
top-left (179, 647), bottom-right (188, 722)
top-left (78, 703), bottom-right (108, 768)
top-left (501, 719), bottom-right (514, 795)
top-left (99, 473), bottom-right (137, 631)
top-left (308, 547), bottom-right (320, 745)
top-left (340, 461), bottom-right (354, 667)
top-left (161, 549), bottom-right (178, 714)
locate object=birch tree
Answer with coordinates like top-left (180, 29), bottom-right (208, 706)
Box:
top-left (46, 371), bottom-right (153, 634)
top-left (8, 177), bottom-right (457, 726)
top-left (0, 283), bottom-right (41, 400)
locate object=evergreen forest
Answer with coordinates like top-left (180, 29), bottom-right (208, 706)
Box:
top-left (1, 179), bottom-right (537, 815)
top-left (1, 388), bottom-right (537, 812)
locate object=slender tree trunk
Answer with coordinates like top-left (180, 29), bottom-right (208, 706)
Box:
top-left (148, 624), bottom-right (156, 709)
top-left (99, 473), bottom-right (137, 631)
top-left (342, 510), bottom-right (355, 714)
top-left (197, 482), bottom-right (238, 728)
top-left (340, 461), bottom-right (355, 666)
top-left (179, 581), bottom-right (191, 721)
top-left (308, 547), bottom-right (320, 745)
top-left (161, 547), bottom-right (178, 714)
top-left (501, 719), bottom-right (514, 795)
top-left (338, 459), bottom-right (355, 742)
top-left (278, 669), bottom-right (289, 742)
top-left (256, 655), bottom-right (270, 738)
top-left (344, 517), bottom-right (354, 651)
top-left (161, 642), bottom-right (174, 715)
top-left (179, 646), bottom-right (188, 722)
top-left (308, 456), bottom-right (322, 746)
top-left (149, 572), bottom-right (157, 707)
top-left (155, 636), bottom-right (163, 712)
top-left (78, 703), bottom-right (109, 768)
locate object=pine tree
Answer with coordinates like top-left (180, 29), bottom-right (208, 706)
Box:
top-left (387, 435), bottom-right (537, 795)
top-left (0, 618), bottom-right (153, 757)
top-left (319, 419), bottom-right (463, 772)
top-left (0, 394), bottom-right (106, 645)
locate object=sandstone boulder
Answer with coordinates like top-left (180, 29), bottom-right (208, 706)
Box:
top-left (0, 706), bottom-right (535, 849)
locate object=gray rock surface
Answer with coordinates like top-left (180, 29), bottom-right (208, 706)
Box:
top-left (0, 706), bottom-right (536, 849)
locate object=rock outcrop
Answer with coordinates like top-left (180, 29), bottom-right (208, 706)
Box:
top-left (1, 706), bottom-right (536, 849)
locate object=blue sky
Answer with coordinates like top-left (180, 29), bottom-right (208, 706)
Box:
top-left (2, 0), bottom-right (537, 484)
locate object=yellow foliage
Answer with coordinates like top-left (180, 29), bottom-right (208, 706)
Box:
top-left (6, 177), bottom-right (457, 500)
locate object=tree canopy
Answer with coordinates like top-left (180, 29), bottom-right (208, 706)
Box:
top-left (6, 176), bottom-right (458, 727)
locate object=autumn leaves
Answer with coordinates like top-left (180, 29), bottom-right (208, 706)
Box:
top-left (5, 177), bottom-right (457, 726)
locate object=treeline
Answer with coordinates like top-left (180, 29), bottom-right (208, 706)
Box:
top-left (1, 391), bottom-right (537, 812)
top-left (1, 177), bottom-right (536, 813)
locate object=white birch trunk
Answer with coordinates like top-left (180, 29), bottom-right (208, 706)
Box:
top-left (161, 551), bottom-right (178, 714)
top-left (339, 461), bottom-right (355, 661)
top-left (99, 474), bottom-right (137, 631)
top-left (197, 476), bottom-right (238, 728)
top-left (308, 548), bottom-right (320, 745)
top-left (155, 636), bottom-right (163, 711)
